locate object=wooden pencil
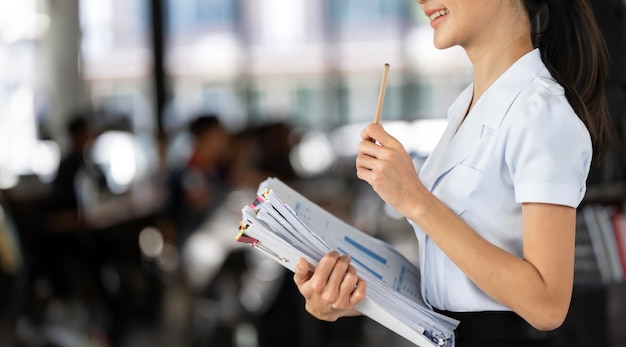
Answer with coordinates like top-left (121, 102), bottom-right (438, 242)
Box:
top-left (374, 63), bottom-right (390, 124)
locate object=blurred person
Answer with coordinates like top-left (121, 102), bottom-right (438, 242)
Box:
top-left (47, 115), bottom-right (104, 232)
top-left (43, 114), bottom-right (107, 300)
top-left (225, 122), bottom-right (298, 189)
top-left (178, 124), bottom-right (270, 347)
top-left (167, 114), bottom-right (231, 249)
top-left (13, 114), bottom-right (113, 347)
top-left (252, 122), bottom-right (299, 183)
top-left (294, 0), bottom-right (613, 346)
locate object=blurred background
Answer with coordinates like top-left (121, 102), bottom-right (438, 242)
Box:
top-left (0, 1), bottom-right (625, 347)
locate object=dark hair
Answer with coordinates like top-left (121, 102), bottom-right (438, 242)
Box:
top-left (188, 114), bottom-right (222, 138)
top-left (524, 0), bottom-right (613, 162)
top-left (67, 116), bottom-right (89, 137)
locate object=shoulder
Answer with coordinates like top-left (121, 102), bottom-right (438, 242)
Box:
top-left (503, 73), bottom-right (592, 188)
top-left (507, 73), bottom-right (591, 147)
top-left (502, 74), bottom-right (593, 206)
top-left (503, 70), bottom-right (592, 167)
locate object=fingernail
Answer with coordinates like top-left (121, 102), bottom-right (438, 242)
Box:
top-left (340, 253), bottom-right (351, 263)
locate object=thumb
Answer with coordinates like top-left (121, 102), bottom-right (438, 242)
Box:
top-left (293, 258), bottom-right (312, 286)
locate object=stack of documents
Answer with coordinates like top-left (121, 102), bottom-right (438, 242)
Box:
top-left (236, 177), bottom-right (458, 347)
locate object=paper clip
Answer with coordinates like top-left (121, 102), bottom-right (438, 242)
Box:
top-left (236, 223), bottom-right (289, 263)
top-left (249, 195), bottom-right (265, 209)
top-left (261, 188), bottom-right (271, 199)
top-left (249, 189), bottom-right (271, 211)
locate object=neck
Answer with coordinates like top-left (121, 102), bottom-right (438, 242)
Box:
top-left (463, 13), bottom-right (534, 109)
top-left (473, 39), bottom-right (533, 100)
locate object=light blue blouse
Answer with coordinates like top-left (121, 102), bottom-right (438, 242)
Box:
top-left (411, 49), bottom-right (592, 312)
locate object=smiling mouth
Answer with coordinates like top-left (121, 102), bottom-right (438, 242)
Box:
top-left (429, 9), bottom-right (449, 21)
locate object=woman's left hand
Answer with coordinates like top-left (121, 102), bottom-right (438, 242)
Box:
top-left (356, 123), bottom-right (427, 217)
top-left (293, 252), bottom-right (366, 321)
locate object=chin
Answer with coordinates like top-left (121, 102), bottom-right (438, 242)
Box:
top-left (432, 39), bottom-right (453, 50)
top-left (432, 32), bottom-right (454, 50)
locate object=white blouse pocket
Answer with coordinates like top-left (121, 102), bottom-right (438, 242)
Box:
top-left (432, 163), bottom-right (483, 216)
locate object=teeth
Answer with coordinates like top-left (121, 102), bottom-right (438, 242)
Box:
top-left (429, 9), bottom-right (449, 21)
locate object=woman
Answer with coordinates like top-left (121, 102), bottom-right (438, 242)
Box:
top-left (293, 0), bottom-right (612, 345)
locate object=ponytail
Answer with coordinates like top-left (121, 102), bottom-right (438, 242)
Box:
top-left (524, 0), bottom-right (613, 162)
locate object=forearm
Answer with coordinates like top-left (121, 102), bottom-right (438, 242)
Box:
top-left (406, 191), bottom-right (573, 330)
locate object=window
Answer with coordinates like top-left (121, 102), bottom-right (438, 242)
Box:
top-left (0, 0), bottom-right (56, 188)
top-left (80, 0), bottom-right (153, 133)
top-left (167, 0), bottom-right (237, 39)
top-left (326, 0), bottom-right (404, 27)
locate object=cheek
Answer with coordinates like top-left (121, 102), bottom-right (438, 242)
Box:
top-left (431, 11), bottom-right (469, 49)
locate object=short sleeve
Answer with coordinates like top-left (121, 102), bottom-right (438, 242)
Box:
top-left (505, 85), bottom-right (592, 208)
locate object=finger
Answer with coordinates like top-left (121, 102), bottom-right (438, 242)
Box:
top-left (322, 254), bottom-right (351, 302)
top-left (308, 251), bottom-right (340, 293)
top-left (335, 265), bottom-right (360, 309)
top-left (356, 153), bottom-right (380, 172)
top-left (294, 257), bottom-right (313, 287)
top-left (330, 254), bottom-right (351, 279)
top-left (360, 123), bottom-right (390, 145)
top-left (316, 251), bottom-right (340, 275)
top-left (356, 153), bottom-right (388, 185)
top-left (349, 277), bottom-right (367, 307)
top-left (357, 138), bottom-right (383, 159)
top-left (356, 166), bottom-right (372, 183)
top-left (361, 123), bottom-right (404, 152)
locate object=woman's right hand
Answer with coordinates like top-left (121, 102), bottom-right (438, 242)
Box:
top-left (293, 251), bottom-right (367, 321)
